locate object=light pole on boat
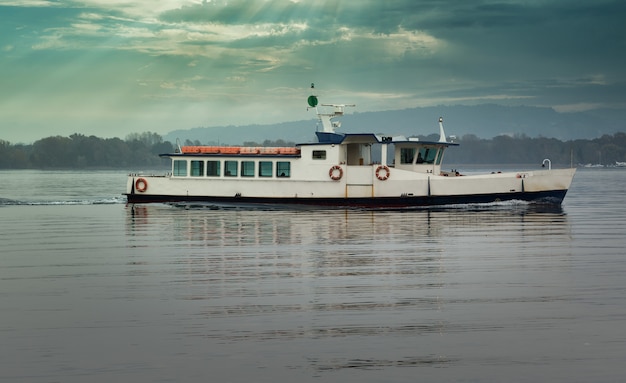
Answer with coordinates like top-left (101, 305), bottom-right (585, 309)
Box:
top-left (542, 158), bottom-right (552, 170)
top-left (438, 117), bottom-right (447, 143)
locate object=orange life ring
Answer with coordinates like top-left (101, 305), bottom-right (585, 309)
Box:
top-left (135, 177), bottom-right (148, 192)
top-left (329, 165), bottom-right (343, 180)
top-left (376, 165), bottom-right (390, 181)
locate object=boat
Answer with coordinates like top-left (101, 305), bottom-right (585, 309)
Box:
top-left (581, 163), bottom-right (604, 168)
top-left (125, 92), bottom-right (576, 208)
top-left (615, 161), bottom-right (626, 167)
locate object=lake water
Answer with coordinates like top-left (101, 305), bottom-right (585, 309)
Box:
top-left (1, 168), bottom-right (625, 382)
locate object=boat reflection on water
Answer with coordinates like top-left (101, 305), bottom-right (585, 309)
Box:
top-left (124, 202), bottom-right (571, 287)
top-left (125, 201), bottom-right (567, 250)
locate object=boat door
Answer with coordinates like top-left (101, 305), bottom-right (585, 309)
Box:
top-left (345, 143), bottom-right (374, 197)
top-left (345, 166), bottom-right (374, 197)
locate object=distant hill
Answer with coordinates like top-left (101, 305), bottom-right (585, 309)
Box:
top-left (164, 104), bottom-right (626, 145)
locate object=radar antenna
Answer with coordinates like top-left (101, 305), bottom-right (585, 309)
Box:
top-left (307, 84), bottom-right (355, 133)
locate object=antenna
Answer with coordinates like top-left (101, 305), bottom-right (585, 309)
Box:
top-left (307, 84), bottom-right (355, 133)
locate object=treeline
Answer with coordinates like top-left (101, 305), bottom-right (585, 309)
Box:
top-left (0, 133), bottom-right (298, 169)
top-left (443, 132), bottom-right (626, 166)
top-left (1, 131), bottom-right (625, 169)
top-left (0, 132), bottom-right (174, 169)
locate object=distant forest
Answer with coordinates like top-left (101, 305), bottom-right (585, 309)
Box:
top-left (1, 131), bottom-right (626, 169)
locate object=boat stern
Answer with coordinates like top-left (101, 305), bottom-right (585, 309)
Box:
top-left (125, 174), bottom-right (174, 203)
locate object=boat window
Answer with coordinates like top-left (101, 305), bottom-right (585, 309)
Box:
top-left (312, 150), bottom-right (326, 160)
top-left (276, 161), bottom-right (290, 177)
top-left (173, 160), bottom-right (187, 176)
top-left (259, 161), bottom-right (273, 177)
top-left (206, 160), bottom-right (220, 177)
top-left (224, 160), bottom-right (238, 177)
top-left (435, 149), bottom-right (443, 165)
top-left (400, 148), bottom-right (415, 164)
top-left (190, 160), bottom-right (204, 177)
top-left (417, 147), bottom-right (437, 164)
top-left (241, 161), bottom-right (255, 177)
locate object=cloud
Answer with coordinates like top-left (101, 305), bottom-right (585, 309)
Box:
top-left (1, 0), bottom-right (625, 143)
top-left (0, 0), bottom-right (58, 6)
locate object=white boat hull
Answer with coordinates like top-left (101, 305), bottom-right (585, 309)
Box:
top-left (126, 167), bottom-right (575, 208)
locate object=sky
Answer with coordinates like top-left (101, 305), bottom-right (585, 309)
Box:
top-left (1, 0), bottom-right (625, 143)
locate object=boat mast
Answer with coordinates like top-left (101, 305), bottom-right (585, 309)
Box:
top-left (438, 117), bottom-right (447, 143)
top-left (307, 83), bottom-right (354, 133)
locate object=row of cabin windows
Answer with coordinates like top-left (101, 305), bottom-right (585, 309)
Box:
top-left (400, 147), bottom-right (443, 165)
top-left (173, 159), bottom-right (291, 178)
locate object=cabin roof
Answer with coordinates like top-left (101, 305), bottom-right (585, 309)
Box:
top-left (162, 131), bottom-right (459, 157)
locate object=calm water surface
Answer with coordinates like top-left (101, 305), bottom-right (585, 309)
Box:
top-left (1, 169), bottom-right (625, 382)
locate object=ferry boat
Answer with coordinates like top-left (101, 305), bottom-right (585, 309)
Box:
top-left (125, 93), bottom-right (576, 208)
